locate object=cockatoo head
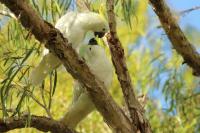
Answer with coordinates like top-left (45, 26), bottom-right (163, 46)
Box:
top-left (79, 38), bottom-right (105, 60)
top-left (92, 17), bottom-right (109, 38)
top-left (80, 12), bottom-right (109, 38)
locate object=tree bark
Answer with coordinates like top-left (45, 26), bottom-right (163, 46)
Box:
top-left (149, 0), bottom-right (200, 76)
top-left (0, 0), bottom-right (133, 132)
top-left (0, 115), bottom-right (77, 133)
top-left (106, 0), bottom-right (152, 133)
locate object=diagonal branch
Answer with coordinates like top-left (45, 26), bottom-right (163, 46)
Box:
top-left (0, 10), bottom-right (16, 19)
top-left (76, 0), bottom-right (91, 11)
top-left (0, 0), bottom-right (133, 132)
top-left (180, 6), bottom-right (200, 16)
top-left (149, 0), bottom-right (200, 76)
top-left (106, 0), bottom-right (151, 133)
top-left (0, 115), bottom-right (77, 133)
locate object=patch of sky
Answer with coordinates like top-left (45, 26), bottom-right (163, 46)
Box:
top-left (167, 0), bottom-right (200, 30)
top-left (0, 16), bottom-right (9, 29)
top-left (69, 0), bottom-right (76, 11)
top-left (143, 0), bottom-right (200, 113)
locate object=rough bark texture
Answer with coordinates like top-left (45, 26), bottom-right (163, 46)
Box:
top-left (149, 0), bottom-right (200, 76)
top-left (0, 115), bottom-right (77, 133)
top-left (0, 0), bottom-right (133, 132)
top-left (106, 0), bottom-right (152, 133)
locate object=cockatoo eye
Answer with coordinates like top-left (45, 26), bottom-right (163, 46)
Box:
top-left (89, 47), bottom-right (92, 51)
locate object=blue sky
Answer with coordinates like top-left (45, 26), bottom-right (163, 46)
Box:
top-left (147, 0), bottom-right (200, 112)
top-left (167, 0), bottom-right (200, 29)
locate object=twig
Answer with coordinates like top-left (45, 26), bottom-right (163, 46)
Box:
top-left (106, 0), bottom-right (152, 133)
top-left (184, 92), bottom-right (200, 100)
top-left (22, 85), bottom-right (53, 118)
top-left (4, 80), bottom-right (53, 118)
top-left (76, 0), bottom-right (90, 11)
top-left (0, 115), bottom-right (78, 133)
top-left (40, 83), bottom-right (49, 113)
top-left (0, 108), bottom-right (15, 113)
top-left (180, 6), bottom-right (200, 16)
top-left (25, 89), bottom-right (53, 119)
top-left (149, 0), bottom-right (200, 76)
top-left (0, 10), bottom-right (16, 19)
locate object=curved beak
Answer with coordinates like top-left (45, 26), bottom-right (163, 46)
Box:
top-left (94, 32), bottom-right (106, 38)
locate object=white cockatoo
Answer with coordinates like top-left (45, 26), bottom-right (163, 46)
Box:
top-left (60, 38), bottom-right (113, 128)
top-left (29, 11), bottom-right (109, 86)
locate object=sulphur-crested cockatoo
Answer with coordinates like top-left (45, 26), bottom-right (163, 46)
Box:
top-left (29, 11), bottom-right (108, 86)
top-left (60, 38), bottom-right (113, 128)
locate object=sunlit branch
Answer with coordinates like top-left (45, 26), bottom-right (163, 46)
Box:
top-left (0, 10), bottom-right (16, 19)
top-left (76, 0), bottom-right (90, 11)
top-left (0, 115), bottom-right (77, 133)
top-left (106, 0), bottom-right (152, 133)
top-left (149, 0), bottom-right (200, 76)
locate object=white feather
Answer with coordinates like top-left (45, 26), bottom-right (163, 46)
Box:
top-left (29, 11), bottom-right (108, 86)
top-left (60, 42), bottom-right (113, 128)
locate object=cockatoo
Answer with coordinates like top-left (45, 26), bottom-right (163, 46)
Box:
top-left (29, 11), bottom-right (108, 86)
top-left (60, 38), bottom-right (113, 128)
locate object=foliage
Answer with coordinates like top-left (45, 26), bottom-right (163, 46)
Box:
top-left (0, 0), bottom-right (200, 133)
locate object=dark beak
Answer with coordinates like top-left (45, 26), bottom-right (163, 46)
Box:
top-left (94, 32), bottom-right (106, 38)
top-left (88, 38), bottom-right (98, 45)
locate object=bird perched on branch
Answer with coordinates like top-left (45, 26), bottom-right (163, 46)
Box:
top-left (60, 38), bottom-right (113, 128)
top-left (29, 11), bottom-right (109, 86)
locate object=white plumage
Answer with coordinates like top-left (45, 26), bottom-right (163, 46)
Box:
top-left (29, 11), bottom-right (112, 129)
top-left (60, 38), bottom-right (113, 128)
top-left (29, 11), bottom-right (108, 86)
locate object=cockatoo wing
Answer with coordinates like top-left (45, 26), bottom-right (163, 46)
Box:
top-left (29, 12), bottom-right (77, 86)
top-left (29, 53), bottom-right (61, 86)
top-left (55, 11), bottom-right (78, 39)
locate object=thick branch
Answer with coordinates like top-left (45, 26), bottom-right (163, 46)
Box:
top-left (0, 115), bottom-right (77, 133)
top-left (0, 0), bottom-right (132, 132)
top-left (106, 0), bottom-right (151, 133)
top-left (149, 0), bottom-right (200, 76)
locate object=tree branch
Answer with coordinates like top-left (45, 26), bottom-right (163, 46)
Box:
top-left (149, 0), bottom-right (200, 76)
top-left (180, 6), bottom-right (200, 16)
top-left (76, 0), bottom-right (91, 11)
top-left (0, 10), bottom-right (16, 19)
top-left (0, 115), bottom-right (77, 133)
top-left (106, 0), bottom-right (151, 133)
top-left (0, 0), bottom-right (133, 132)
